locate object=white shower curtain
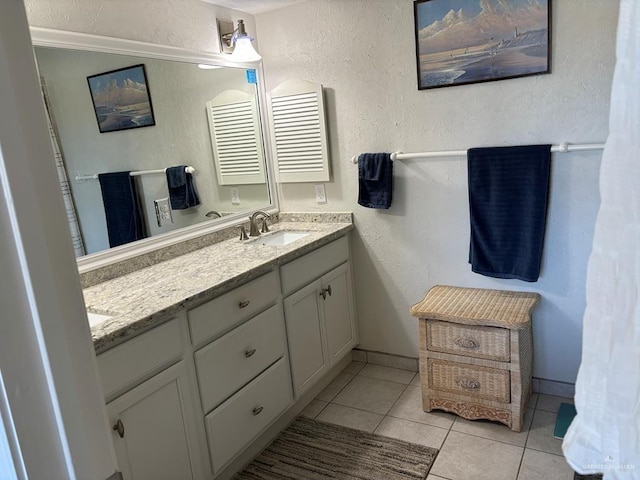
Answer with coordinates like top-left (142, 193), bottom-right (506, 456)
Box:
top-left (562, 1), bottom-right (640, 478)
top-left (40, 80), bottom-right (86, 257)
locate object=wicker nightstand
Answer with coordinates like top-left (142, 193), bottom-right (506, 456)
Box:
top-left (410, 285), bottom-right (540, 432)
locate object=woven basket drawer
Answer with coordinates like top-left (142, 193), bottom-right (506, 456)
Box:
top-left (428, 359), bottom-right (510, 403)
top-left (427, 321), bottom-right (510, 361)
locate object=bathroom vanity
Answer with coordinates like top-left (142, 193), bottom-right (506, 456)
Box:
top-left (85, 218), bottom-right (357, 479)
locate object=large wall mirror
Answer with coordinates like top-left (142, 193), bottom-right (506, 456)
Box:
top-left (31, 28), bottom-right (275, 267)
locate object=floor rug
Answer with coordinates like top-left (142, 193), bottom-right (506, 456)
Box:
top-left (234, 416), bottom-right (438, 479)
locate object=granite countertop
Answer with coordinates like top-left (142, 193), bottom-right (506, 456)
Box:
top-left (85, 220), bottom-right (353, 353)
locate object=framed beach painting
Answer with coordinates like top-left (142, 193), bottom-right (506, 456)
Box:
top-left (87, 64), bottom-right (156, 133)
top-left (414, 0), bottom-right (551, 90)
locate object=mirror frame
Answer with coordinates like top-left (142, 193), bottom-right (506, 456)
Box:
top-left (30, 27), bottom-right (278, 273)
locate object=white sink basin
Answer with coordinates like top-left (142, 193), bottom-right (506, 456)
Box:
top-left (259, 231), bottom-right (309, 246)
top-left (87, 311), bottom-right (112, 327)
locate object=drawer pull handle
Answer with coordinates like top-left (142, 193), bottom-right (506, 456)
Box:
top-left (113, 419), bottom-right (125, 438)
top-left (252, 406), bottom-right (264, 416)
top-left (244, 348), bottom-right (257, 358)
top-left (454, 337), bottom-right (480, 349)
top-left (456, 378), bottom-right (481, 391)
top-left (239, 300), bottom-right (251, 309)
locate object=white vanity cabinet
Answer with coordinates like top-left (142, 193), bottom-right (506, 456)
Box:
top-left (105, 362), bottom-right (200, 480)
top-left (94, 232), bottom-right (357, 479)
top-left (97, 319), bottom-right (207, 480)
top-left (281, 237), bottom-right (357, 398)
top-left (187, 271), bottom-right (293, 475)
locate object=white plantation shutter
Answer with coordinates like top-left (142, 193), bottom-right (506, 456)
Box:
top-left (206, 89), bottom-right (266, 185)
top-left (267, 80), bottom-right (330, 183)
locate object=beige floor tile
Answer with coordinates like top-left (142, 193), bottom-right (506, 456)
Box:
top-left (300, 399), bottom-right (327, 419)
top-left (451, 409), bottom-right (534, 447)
top-left (410, 373), bottom-right (421, 386)
top-left (316, 403), bottom-right (383, 433)
top-left (527, 393), bottom-right (539, 410)
top-left (359, 364), bottom-right (416, 384)
top-left (341, 361), bottom-right (366, 375)
top-left (430, 431), bottom-right (524, 480)
top-left (315, 372), bottom-right (353, 402)
top-left (332, 375), bottom-right (406, 415)
top-left (427, 476), bottom-right (450, 480)
top-left (374, 417), bottom-right (448, 450)
top-left (536, 394), bottom-right (574, 413)
top-left (387, 385), bottom-right (455, 429)
top-left (527, 410), bottom-right (564, 456)
top-left (518, 449), bottom-right (575, 480)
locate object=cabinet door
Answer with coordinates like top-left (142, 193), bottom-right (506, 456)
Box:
top-left (322, 263), bottom-right (357, 367)
top-left (107, 362), bottom-right (200, 480)
top-left (283, 279), bottom-right (327, 398)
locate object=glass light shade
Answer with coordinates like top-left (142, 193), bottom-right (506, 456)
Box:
top-left (231, 36), bottom-right (262, 63)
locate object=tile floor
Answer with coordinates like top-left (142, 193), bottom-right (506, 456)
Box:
top-left (301, 361), bottom-right (576, 480)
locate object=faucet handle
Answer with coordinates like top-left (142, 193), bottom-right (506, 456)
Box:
top-left (260, 217), bottom-right (270, 233)
top-left (239, 225), bottom-right (249, 241)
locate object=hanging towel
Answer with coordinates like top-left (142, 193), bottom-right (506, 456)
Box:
top-left (358, 153), bottom-right (393, 209)
top-left (467, 145), bottom-right (551, 282)
top-left (98, 172), bottom-right (147, 248)
top-left (166, 165), bottom-right (200, 209)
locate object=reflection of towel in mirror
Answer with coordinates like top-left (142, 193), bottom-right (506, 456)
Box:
top-left (98, 172), bottom-right (147, 248)
top-left (166, 165), bottom-right (200, 209)
top-left (357, 153), bottom-right (393, 209)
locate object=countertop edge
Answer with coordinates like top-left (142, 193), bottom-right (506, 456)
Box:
top-left (90, 222), bottom-right (353, 354)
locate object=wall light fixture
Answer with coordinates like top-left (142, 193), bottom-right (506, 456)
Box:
top-left (218, 19), bottom-right (262, 63)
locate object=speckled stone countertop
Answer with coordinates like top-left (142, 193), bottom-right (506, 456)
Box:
top-left (86, 220), bottom-right (353, 353)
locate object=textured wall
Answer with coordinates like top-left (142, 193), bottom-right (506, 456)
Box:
top-left (257, 0), bottom-right (619, 383)
top-left (24, 0), bottom-right (258, 52)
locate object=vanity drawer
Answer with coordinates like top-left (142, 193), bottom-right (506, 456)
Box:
top-left (427, 321), bottom-right (510, 362)
top-left (195, 303), bottom-right (286, 413)
top-left (280, 236), bottom-right (349, 295)
top-left (188, 270), bottom-right (279, 347)
top-left (428, 359), bottom-right (510, 404)
top-left (97, 319), bottom-right (182, 400)
top-left (205, 357), bottom-right (292, 474)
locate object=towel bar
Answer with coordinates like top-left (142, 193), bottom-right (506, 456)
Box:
top-left (349, 142), bottom-right (605, 164)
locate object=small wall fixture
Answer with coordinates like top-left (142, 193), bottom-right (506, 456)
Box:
top-left (218, 19), bottom-right (262, 63)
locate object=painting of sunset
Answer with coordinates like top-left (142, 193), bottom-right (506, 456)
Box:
top-left (414, 0), bottom-right (550, 89)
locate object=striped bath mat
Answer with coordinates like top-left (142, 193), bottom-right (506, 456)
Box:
top-left (234, 416), bottom-right (438, 479)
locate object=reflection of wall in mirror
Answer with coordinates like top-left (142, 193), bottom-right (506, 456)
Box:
top-left (35, 47), bottom-right (270, 255)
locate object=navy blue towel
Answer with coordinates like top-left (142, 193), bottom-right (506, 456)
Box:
top-left (358, 153), bottom-right (393, 209)
top-left (166, 166), bottom-right (200, 209)
top-left (98, 172), bottom-right (146, 248)
top-left (468, 145), bottom-right (551, 282)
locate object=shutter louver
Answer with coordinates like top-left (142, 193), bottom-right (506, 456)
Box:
top-left (267, 80), bottom-right (330, 183)
top-left (206, 90), bottom-right (266, 185)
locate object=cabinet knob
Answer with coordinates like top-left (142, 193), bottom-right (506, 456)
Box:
top-left (454, 337), bottom-right (480, 349)
top-left (319, 285), bottom-right (332, 300)
top-left (113, 419), bottom-right (125, 438)
top-left (456, 378), bottom-right (481, 391)
top-left (244, 348), bottom-right (257, 358)
top-left (252, 406), bottom-right (264, 416)
top-left (239, 300), bottom-right (251, 309)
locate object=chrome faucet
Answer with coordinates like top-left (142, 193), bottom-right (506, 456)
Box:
top-left (248, 210), bottom-right (270, 236)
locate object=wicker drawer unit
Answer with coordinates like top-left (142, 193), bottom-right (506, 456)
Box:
top-left (410, 285), bottom-right (540, 432)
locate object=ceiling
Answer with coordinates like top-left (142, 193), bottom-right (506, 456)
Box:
top-left (201, 0), bottom-right (307, 15)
